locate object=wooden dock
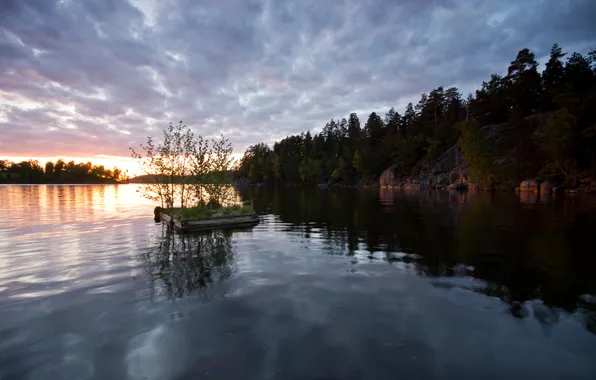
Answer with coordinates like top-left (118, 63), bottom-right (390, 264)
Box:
top-left (160, 212), bottom-right (260, 233)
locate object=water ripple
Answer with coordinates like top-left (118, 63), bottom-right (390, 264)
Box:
top-left (1, 185), bottom-right (596, 379)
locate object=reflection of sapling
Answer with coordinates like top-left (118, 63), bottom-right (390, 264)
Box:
top-left (144, 228), bottom-right (235, 299)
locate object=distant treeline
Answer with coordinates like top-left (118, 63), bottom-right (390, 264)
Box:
top-left (235, 44), bottom-right (596, 186)
top-left (128, 171), bottom-right (234, 184)
top-left (0, 159), bottom-right (127, 184)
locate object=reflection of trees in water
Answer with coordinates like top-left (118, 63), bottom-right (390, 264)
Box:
top-left (580, 299), bottom-right (596, 334)
top-left (238, 187), bottom-right (596, 334)
top-left (145, 227), bottom-right (236, 300)
top-left (455, 195), bottom-right (596, 328)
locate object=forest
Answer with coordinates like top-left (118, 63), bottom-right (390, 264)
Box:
top-left (236, 44), bottom-right (596, 187)
top-left (0, 159), bottom-right (126, 184)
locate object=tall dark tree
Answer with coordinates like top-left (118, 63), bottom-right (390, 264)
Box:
top-left (464, 93), bottom-right (474, 121)
top-left (560, 52), bottom-right (596, 170)
top-left (473, 74), bottom-right (510, 125)
top-left (507, 48), bottom-right (541, 116)
top-left (400, 103), bottom-right (415, 139)
top-left (363, 112), bottom-right (386, 177)
top-left (339, 118), bottom-right (348, 139)
top-left (384, 107), bottom-right (401, 134)
top-left (428, 86), bottom-right (445, 138)
top-left (347, 113), bottom-right (361, 147)
top-left (364, 112), bottom-right (384, 142)
top-left (542, 43), bottom-right (567, 111)
top-left (440, 87), bottom-right (464, 146)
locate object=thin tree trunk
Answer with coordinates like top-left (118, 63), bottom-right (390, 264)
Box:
top-left (180, 155), bottom-right (186, 208)
top-left (170, 172), bottom-right (174, 209)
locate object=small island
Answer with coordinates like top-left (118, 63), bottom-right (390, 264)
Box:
top-left (132, 121), bottom-right (258, 233)
top-left (157, 204), bottom-right (258, 232)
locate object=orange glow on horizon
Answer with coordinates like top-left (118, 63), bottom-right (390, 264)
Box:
top-left (3, 152), bottom-right (245, 177)
top-left (2, 155), bottom-right (142, 177)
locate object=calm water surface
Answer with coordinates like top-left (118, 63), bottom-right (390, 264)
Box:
top-left (1, 185), bottom-right (596, 380)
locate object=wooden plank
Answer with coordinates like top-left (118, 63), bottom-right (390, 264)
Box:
top-left (159, 212), bottom-right (259, 232)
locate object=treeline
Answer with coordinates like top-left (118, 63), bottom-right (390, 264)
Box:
top-left (0, 159), bottom-right (127, 183)
top-left (236, 44), bottom-right (596, 186)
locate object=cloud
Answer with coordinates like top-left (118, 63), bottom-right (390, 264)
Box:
top-left (1, 0), bottom-right (595, 159)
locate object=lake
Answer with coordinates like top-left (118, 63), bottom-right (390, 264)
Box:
top-left (1, 184), bottom-right (596, 379)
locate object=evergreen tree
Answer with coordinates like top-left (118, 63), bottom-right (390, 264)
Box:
top-left (347, 113), bottom-right (361, 143)
top-left (542, 43), bottom-right (566, 111)
top-left (364, 112), bottom-right (384, 142)
top-left (507, 48), bottom-right (542, 116)
top-left (235, 42), bottom-right (596, 186)
top-left (400, 103), bottom-right (415, 139)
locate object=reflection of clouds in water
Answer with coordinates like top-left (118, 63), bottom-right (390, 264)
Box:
top-left (29, 333), bottom-right (94, 380)
top-left (239, 187), bottom-right (596, 335)
top-left (2, 185), bottom-right (596, 378)
top-left (126, 324), bottom-right (189, 380)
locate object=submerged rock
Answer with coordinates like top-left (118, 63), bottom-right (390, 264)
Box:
top-left (154, 206), bottom-right (164, 222)
top-left (520, 179), bottom-right (540, 192)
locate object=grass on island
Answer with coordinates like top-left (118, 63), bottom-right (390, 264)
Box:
top-left (168, 204), bottom-right (254, 221)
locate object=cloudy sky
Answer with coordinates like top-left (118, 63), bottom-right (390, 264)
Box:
top-left (1, 0), bottom-right (595, 171)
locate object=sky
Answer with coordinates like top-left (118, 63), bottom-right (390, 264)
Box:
top-left (1, 0), bottom-right (595, 174)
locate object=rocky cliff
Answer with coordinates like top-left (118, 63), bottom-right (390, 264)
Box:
top-left (380, 124), bottom-right (505, 190)
top-left (380, 126), bottom-right (596, 194)
top-left (380, 143), bottom-right (469, 189)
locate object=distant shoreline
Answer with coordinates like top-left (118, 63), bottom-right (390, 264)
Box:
top-left (0, 179), bottom-right (123, 185)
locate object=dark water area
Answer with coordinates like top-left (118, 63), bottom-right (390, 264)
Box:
top-left (1, 185), bottom-right (596, 379)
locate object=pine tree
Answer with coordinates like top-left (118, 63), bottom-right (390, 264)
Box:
top-left (507, 48), bottom-right (541, 116)
top-left (542, 43), bottom-right (566, 111)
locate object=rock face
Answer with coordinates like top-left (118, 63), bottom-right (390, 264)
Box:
top-left (379, 164), bottom-right (398, 186)
top-left (520, 179), bottom-right (540, 192)
top-left (419, 144), bottom-right (467, 188)
top-left (379, 143), bottom-right (468, 189)
top-left (377, 121), bottom-right (596, 193)
top-left (540, 180), bottom-right (555, 193)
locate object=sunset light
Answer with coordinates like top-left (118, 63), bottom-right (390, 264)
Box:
top-left (3, 155), bottom-right (141, 177)
top-left (2, 0), bottom-right (596, 378)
